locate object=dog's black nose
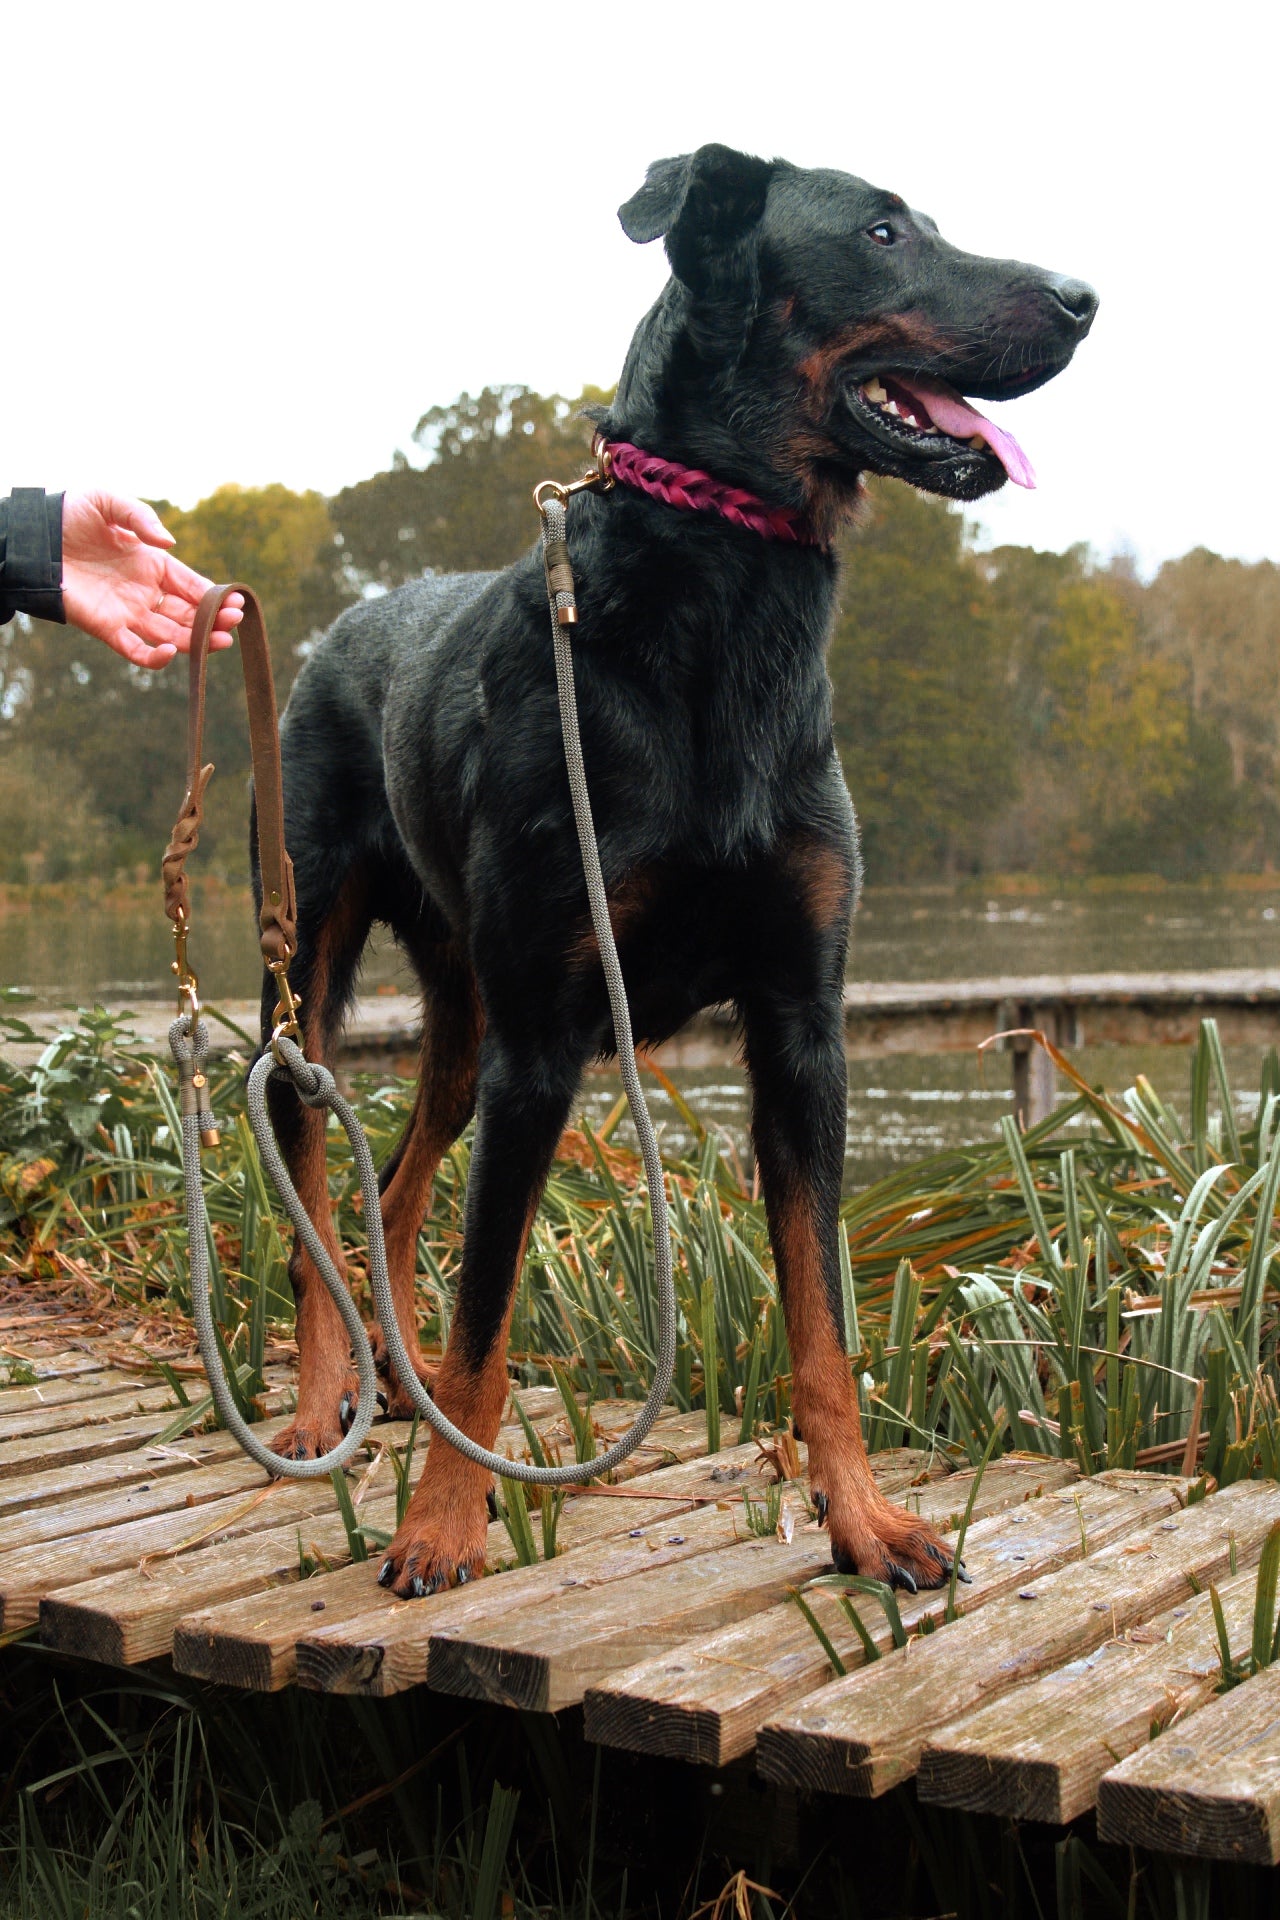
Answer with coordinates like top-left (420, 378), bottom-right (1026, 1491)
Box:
top-left (1047, 276), bottom-right (1099, 332)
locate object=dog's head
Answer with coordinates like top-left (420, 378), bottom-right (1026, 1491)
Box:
top-left (611, 144), bottom-right (1097, 535)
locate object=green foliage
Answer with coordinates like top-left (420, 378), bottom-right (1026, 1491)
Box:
top-left (328, 1468), bottom-right (371, 1564)
top-left (330, 385), bottom-right (610, 587)
top-left (830, 483), bottom-right (1016, 877)
top-left (741, 1481), bottom-right (783, 1538)
top-left (1211, 1518), bottom-right (1280, 1692)
top-left (0, 999), bottom-right (153, 1226)
top-left (493, 1479), bottom-right (540, 1567)
top-left (827, 485), bottom-right (1274, 881)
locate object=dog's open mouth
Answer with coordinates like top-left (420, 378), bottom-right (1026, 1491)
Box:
top-left (848, 373), bottom-right (1036, 490)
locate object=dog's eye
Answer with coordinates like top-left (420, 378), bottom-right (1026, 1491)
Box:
top-left (867, 223), bottom-right (895, 246)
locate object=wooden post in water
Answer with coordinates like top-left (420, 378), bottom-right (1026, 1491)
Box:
top-left (1008, 1002), bottom-right (1078, 1128)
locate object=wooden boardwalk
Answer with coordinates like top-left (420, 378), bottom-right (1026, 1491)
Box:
top-left (6, 1301), bottom-right (1280, 1866)
top-left (14, 967), bottom-right (1280, 1066)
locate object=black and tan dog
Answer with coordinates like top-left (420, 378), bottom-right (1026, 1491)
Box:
top-left (259, 144), bottom-right (1096, 1598)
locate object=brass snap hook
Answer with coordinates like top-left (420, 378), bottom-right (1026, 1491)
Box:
top-left (171, 914), bottom-right (201, 1030)
top-left (267, 957), bottom-right (303, 1065)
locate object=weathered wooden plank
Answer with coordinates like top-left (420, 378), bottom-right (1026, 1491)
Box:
top-left (581, 1459), bottom-right (1118, 1763)
top-left (917, 1561), bottom-right (1265, 1823)
top-left (292, 1451), bottom-right (934, 1703)
top-left (2, 1454), bottom-right (397, 1632)
top-left (0, 1387), bottom-right (293, 1482)
top-left (172, 1439), bottom-right (778, 1690)
top-left (39, 1488), bottom-right (403, 1665)
top-left (1, 1438), bottom-right (300, 1552)
top-left (1097, 1663), bottom-right (1280, 1862)
top-left (3, 1397), bottom-right (587, 1559)
top-left (461, 1460), bottom-right (1097, 1719)
top-left (756, 1477), bottom-right (1279, 1798)
top-left (295, 1502), bottom-right (756, 1699)
top-left (31, 1401), bottom-right (706, 1666)
top-left (0, 1380), bottom-right (210, 1445)
top-left (0, 1412), bottom-right (270, 1489)
top-left (0, 1418), bottom-right (295, 1522)
top-left (0, 1348), bottom-right (110, 1382)
top-left (0, 1368), bottom-right (159, 1418)
top-left (0, 1381), bottom-right (632, 1502)
top-left (172, 1439), bottom-right (931, 1692)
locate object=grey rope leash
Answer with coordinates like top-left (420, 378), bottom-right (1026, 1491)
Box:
top-left (173, 471), bottom-right (676, 1487)
top-left (172, 1015), bottom-right (378, 1477)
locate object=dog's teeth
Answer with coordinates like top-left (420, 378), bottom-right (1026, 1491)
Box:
top-left (863, 378), bottom-right (888, 404)
top-left (885, 400), bottom-right (901, 416)
top-left (969, 434), bottom-right (986, 450)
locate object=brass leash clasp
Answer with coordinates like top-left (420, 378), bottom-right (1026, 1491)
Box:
top-left (533, 435), bottom-right (615, 627)
top-left (267, 956), bottom-right (302, 1065)
top-left (532, 433), bottom-right (615, 516)
top-left (171, 912), bottom-right (201, 1031)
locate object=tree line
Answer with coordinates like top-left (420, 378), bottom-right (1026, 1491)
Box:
top-left (1, 385), bottom-right (1275, 886)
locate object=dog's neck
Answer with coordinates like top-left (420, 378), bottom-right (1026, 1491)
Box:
top-left (600, 440), bottom-right (825, 548)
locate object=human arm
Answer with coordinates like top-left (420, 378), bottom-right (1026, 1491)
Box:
top-left (0, 489), bottom-right (244, 669)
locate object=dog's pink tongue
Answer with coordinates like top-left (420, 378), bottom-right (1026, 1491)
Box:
top-left (896, 376), bottom-right (1036, 490)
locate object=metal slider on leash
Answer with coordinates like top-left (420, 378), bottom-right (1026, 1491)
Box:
top-left (533, 432), bottom-right (614, 622)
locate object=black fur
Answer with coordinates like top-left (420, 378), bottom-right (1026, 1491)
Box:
top-left (257, 147), bottom-right (1095, 1546)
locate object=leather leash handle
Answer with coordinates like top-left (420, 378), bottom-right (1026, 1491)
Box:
top-left (161, 584), bottom-right (297, 969)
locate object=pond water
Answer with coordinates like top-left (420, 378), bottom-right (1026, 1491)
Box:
top-left (4, 880), bottom-right (1277, 1190)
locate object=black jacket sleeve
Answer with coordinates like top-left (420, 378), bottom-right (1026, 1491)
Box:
top-left (0, 490), bottom-right (65, 625)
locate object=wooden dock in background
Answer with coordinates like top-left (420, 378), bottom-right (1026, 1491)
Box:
top-left (6, 1297), bottom-right (1280, 1865)
top-left (13, 966), bottom-right (1280, 1127)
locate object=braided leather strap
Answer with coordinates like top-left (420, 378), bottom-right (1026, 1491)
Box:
top-left (601, 439), bottom-right (824, 546)
top-left (161, 584), bottom-right (297, 968)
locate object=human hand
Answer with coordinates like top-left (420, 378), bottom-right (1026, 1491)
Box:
top-left (60, 492), bottom-right (244, 670)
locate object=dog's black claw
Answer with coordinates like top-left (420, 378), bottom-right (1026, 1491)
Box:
top-left (955, 1559), bottom-right (973, 1585)
top-left (378, 1559), bottom-right (395, 1588)
top-left (410, 1575), bottom-right (426, 1599)
top-left (886, 1561), bottom-right (918, 1595)
top-left (456, 1566), bottom-right (471, 1585)
top-left (813, 1491), bottom-right (829, 1525)
top-left (339, 1394), bottom-right (354, 1434)
top-left (376, 1391), bottom-right (389, 1415)
top-left (291, 1447), bottom-right (309, 1462)
top-left (486, 1489), bottom-right (499, 1521)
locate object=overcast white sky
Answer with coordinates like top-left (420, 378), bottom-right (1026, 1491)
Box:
top-left (4, 0), bottom-right (1274, 574)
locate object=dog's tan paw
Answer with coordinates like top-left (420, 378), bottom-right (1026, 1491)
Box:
top-left (814, 1488), bottom-right (960, 1594)
top-left (376, 1495), bottom-right (488, 1599)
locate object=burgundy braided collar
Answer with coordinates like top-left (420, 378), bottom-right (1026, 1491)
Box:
top-left (598, 439), bottom-right (825, 547)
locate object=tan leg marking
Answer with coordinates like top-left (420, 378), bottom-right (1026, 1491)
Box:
top-left (776, 1197), bottom-right (952, 1590)
top-left (272, 877), bottom-right (368, 1462)
top-left (380, 1202), bottom-right (537, 1596)
top-left (374, 971), bottom-right (484, 1415)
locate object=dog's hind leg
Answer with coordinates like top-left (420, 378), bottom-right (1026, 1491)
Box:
top-left (743, 982), bottom-right (955, 1594)
top-left (372, 946), bottom-right (484, 1416)
top-left (375, 1025), bottom-right (584, 1596)
top-left (263, 867), bottom-right (372, 1462)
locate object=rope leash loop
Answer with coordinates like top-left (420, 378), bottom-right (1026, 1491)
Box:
top-left (171, 453), bottom-right (677, 1493)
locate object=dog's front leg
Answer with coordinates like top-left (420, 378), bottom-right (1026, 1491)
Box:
top-left (744, 990), bottom-right (955, 1593)
top-left (267, 1065), bottom-right (360, 1462)
top-left (377, 1030), bottom-right (581, 1597)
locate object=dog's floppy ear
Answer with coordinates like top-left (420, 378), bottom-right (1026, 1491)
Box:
top-left (618, 143), bottom-right (774, 296)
